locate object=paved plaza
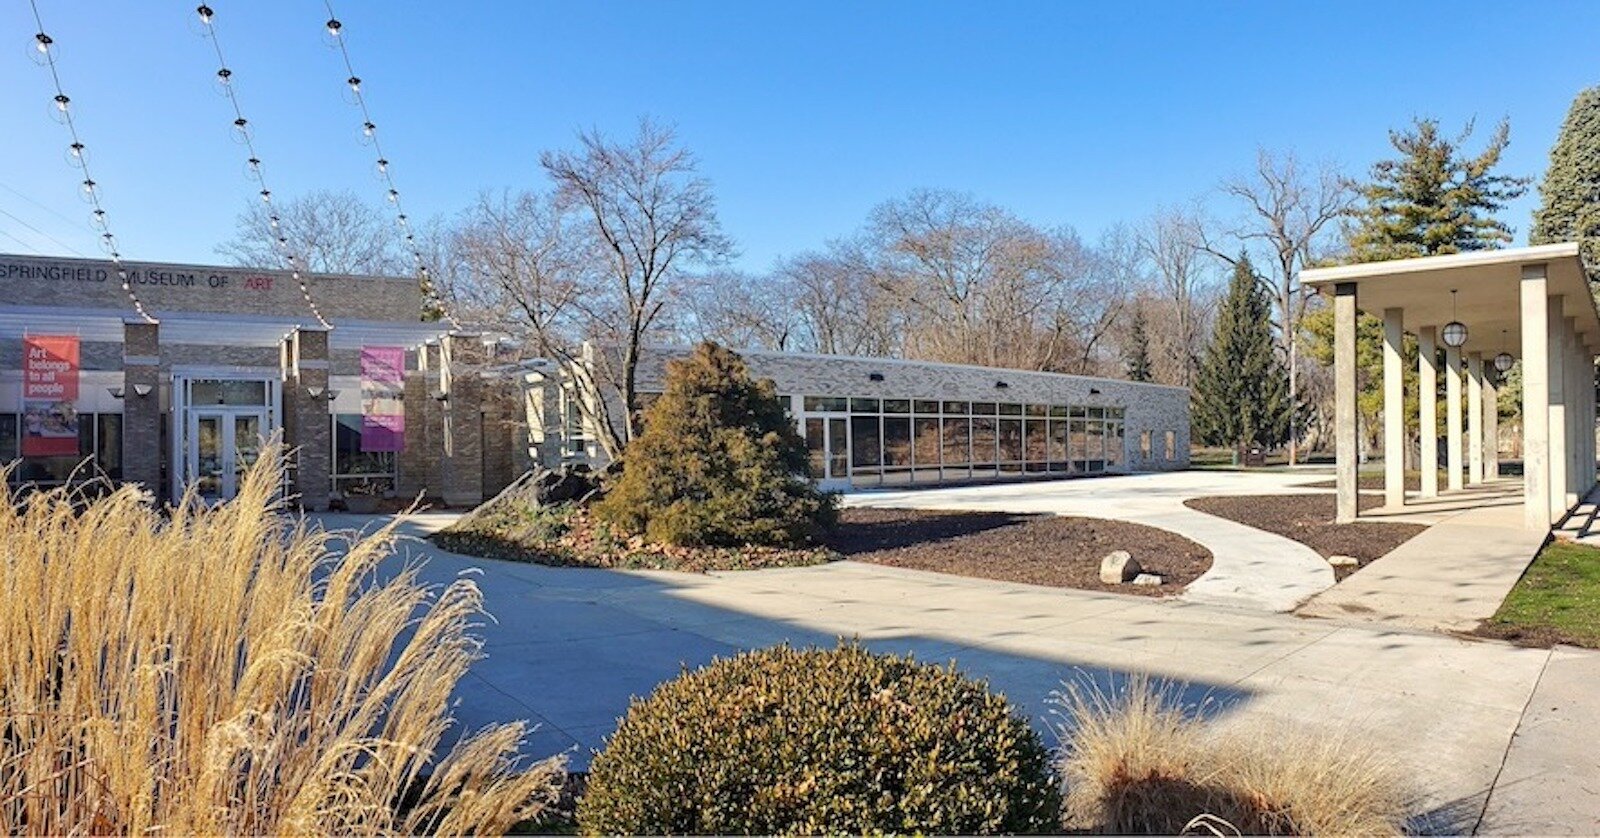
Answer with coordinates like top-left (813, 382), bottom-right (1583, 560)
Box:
top-left (314, 476), bottom-right (1600, 834)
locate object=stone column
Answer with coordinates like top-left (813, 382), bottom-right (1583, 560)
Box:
top-left (287, 327), bottom-right (332, 512)
top-left (1566, 325), bottom-right (1584, 506)
top-left (1483, 367), bottom-right (1499, 481)
top-left (1382, 308), bottom-right (1406, 509)
top-left (1548, 303), bottom-right (1568, 522)
top-left (1522, 266), bottom-right (1552, 530)
top-left (1445, 343), bottom-right (1463, 491)
top-left (440, 333), bottom-right (485, 508)
top-left (121, 320), bottom-right (162, 499)
top-left (1334, 282), bottom-right (1359, 524)
top-left (1467, 352), bottom-right (1484, 484)
top-left (1418, 326), bottom-right (1439, 498)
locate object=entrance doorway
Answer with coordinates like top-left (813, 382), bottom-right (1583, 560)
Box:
top-left (804, 413), bottom-right (851, 491)
top-left (171, 372), bottom-right (281, 503)
top-left (187, 409), bottom-right (268, 502)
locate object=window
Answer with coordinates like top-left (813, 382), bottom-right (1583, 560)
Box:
top-left (7, 412), bottom-right (122, 486)
top-left (332, 414), bottom-right (397, 495)
top-left (804, 396), bottom-right (848, 412)
top-left (1165, 430), bottom-right (1177, 461)
top-left (1141, 430), bottom-right (1152, 458)
top-left (850, 398), bottom-right (880, 413)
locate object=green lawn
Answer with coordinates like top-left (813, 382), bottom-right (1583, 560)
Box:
top-left (1478, 539), bottom-right (1600, 648)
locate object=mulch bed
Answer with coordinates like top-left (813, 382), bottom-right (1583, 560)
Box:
top-left (1183, 494), bottom-right (1426, 580)
top-left (821, 508), bottom-right (1213, 596)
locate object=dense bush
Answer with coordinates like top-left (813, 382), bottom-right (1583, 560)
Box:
top-left (577, 643), bottom-right (1060, 836)
top-left (594, 341), bottom-right (836, 547)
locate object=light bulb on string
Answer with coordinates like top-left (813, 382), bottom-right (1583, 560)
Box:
top-left (196, 5), bottom-right (214, 25)
top-left (362, 121), bottom-right (376, 138)
top-left (216, 67), bottom-right (232, 87)
top-left (34, 32), bottom-right (51, 53)
top-left (53, 93), bottom-right (69, 112)
top-left (326, 18), bottom-right (342, 37)
top-left (90, 208), bottom-right (107, 230)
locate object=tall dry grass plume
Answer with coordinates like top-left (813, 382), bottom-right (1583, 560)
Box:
top-left (0, 443), bottom-right (562, 834)
top-left (1055, 676), bottom-right (1411, 836)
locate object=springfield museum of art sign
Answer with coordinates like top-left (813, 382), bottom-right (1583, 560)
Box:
top-left (0, 254), bottom-right (419, 320)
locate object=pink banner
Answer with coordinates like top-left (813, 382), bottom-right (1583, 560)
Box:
top-left (360, 346), bottom-right (405, 452)
top-left (22, 335), bottom-right (80, 457)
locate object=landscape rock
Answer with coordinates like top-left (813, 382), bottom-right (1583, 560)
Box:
top-left (1099, 550), bottom-right (1142, 584)
top-left (534, 463), bottom-right (602, 506)
top-left (1327, 555), bottom-right (1360, 568)
top-left (1132, 573), bottom-right (1164, 586)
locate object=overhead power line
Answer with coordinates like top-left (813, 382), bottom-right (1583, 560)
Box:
top-left (26, 0), bottom-right (157, 323)
top-left (195, 3), bottom-right (333, 330)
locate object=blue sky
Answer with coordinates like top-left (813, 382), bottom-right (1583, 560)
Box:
top-left (2, 1), bottom-right (1597, 274)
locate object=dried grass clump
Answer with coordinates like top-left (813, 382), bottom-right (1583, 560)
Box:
top-left (1055, 676), bottom-right (1410, 836)
top-left (0, 444), bottom-right (562, 835)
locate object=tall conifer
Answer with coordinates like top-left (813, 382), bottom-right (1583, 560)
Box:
top-left (1531, 85), bottom-right (1600, 283)
top-left (1194, 254), bottom-right (1289, 450)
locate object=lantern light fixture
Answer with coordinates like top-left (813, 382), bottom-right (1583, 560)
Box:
top-left (1494, 329), bottom-right (1514, 373)
top-left (1441, 289), bottom-right (1468, 348)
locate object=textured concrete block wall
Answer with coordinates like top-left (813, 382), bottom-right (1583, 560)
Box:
top-left (439, 336), bottom-right (485, 507)
top-left (285, 329), bottom-right (332, 511)
top-left (121, 322), bottom-right (161, 495)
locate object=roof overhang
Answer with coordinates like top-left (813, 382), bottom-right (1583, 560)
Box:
top-left (1302, 243), bottom-right (1600, 352)
top-left (0, 305), bottom-right (454, 349)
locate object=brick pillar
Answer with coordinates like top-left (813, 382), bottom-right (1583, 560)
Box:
top-left (397, 371), bottom-right (430, 498)
top-left (440, 334), bottom-right (485, 507)
top-left (121, 320), bottom-right (162, 499)
top-left (286, 328), bottom-right (332, 511)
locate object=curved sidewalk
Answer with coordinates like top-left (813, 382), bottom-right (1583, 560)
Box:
top-left (844, 470), bottom-right (1337, 612)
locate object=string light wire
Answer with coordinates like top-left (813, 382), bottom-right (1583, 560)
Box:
top-left (26, 0), bottom-right (157, 323)
top-left (195, 3), bottom-right (333, 330)
top-left (321, 1), bottom-right (461, 330)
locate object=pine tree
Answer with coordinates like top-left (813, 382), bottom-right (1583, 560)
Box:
top-left (1193, 254), bottom-right (1290, 450)
top-left (1531, 85), bottom-right (1600, 283)
top-left (594, 342), bottom-right (835, 547)
top-left (1346, 118), bottom-right (1531, 260)
top-left (1123, 304), bottom-right (1153, 383)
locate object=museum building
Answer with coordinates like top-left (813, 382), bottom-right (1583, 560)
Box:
top-left (1, 253), bottom-right (1191, 508)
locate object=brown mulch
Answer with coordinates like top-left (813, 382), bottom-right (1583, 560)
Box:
top-left (1183, 494), bottom-right (1427, 580)
top-left (821, 508), bottom-right (1213, 596)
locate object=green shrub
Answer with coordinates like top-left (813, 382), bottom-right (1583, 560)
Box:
top-left (577, 643), bottom-right (1060, 836)
top-left (594, 342), bottom-right (836, 547)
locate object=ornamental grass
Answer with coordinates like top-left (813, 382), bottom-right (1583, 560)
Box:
top-left (0, 443), bottom-right (562, 834)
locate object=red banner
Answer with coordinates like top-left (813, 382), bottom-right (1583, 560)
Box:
top-left (22, 335), bottom-right (80, 457)
top-left (360, 345), bottom-right (405, 453)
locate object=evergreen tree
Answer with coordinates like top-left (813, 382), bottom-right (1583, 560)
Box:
top-left (594, 342), bottom-right (835, 547)
top-left (1123, 304), bottom-right (1153, 383)
top-left (1531, 85), bottom-right (1600, 283)
top-left (1193, 254), bottom-right (1290, 450)
top-left (1346, 118), bottom-right (1531, 260)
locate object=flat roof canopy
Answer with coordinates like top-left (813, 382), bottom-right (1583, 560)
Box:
top-left (1302, 243), bottom-right (1599, 351)
top-left (0, 305), bottom-right (455, 349)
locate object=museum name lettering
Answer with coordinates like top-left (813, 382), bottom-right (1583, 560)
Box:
top-left (2, 261), bottom-right (248, 289)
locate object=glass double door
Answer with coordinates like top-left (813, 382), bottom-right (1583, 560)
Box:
top-left (188, 409), bottom-right (267, 503)
top-left (803, 414), bottom-right (851, 490)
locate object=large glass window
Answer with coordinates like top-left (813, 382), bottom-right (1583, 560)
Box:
top-left (942, 416), bottom-right (970, 480)
top-left (883, 416), bottom-right (912, 485)
top-left (805, 418), bottom-right (826, 478)
top-left (1024, 417), bottom-right (1048, 472)
top-left (1048, 419), bottom-right (1069, 472)
top-left (998, 417), bottom-right (1023, 475)
top-left (8, 412), bottom-right (121, 486)
top-left (332, 414), bottom-right (397, 495)
top-left (970, 415), bottom-right (998, 478)
top-left (850, 415), bottom-right (882, 486)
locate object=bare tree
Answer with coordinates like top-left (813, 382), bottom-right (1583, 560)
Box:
top-left (1137, 206), bottom-right (1212, 387)
top-left (679, 268), bottom-right (797, 351)
top-left (1197, 150), bottom-right (1354, 462)
top-left (541, 119), bottom-right (734, 453)
top-left (217, 189), bottom-right (406, 276)
top-left (450, 190), bottom-right (587, 357)
top-left (776, 241), bottom-right (901, 356)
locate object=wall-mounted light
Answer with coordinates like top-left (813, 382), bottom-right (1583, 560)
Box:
top-left (107, 386), bottom-right (125, 399)
top-left (306, 385), bottom-right (325, 398)
top-left (132, 384), bottom-right (153, 398)
top-left (433, 391), bottom-right (449, 402)
top-left (868, 372), bottom-right (885, 382)
top-left (325, 389), bottom-right (340, 401)
top-left (1089, 387), bottom-right (1102, 396)
top-left (995, 380), bottom-right (1009, 389)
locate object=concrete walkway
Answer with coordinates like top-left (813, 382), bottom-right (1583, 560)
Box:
top-left (311, 511), bottom-right (1596, 834)
top-left (1297, 481), bottom-right (1546, 633)
top-left (844, 470), bottom-right (1337, 612)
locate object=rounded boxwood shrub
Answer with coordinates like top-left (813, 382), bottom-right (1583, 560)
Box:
top-left (577, 643), bottom-right (1060, 836)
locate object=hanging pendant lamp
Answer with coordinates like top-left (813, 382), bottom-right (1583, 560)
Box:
top-left (1441, 289), bottom-right (1468, 348)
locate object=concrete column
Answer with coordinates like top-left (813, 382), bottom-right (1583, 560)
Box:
top-left (286, 327), bottom-right (332, 512)
top-left (1522, 267), bottom-right (1552, 529)
top-left (1445, 343), bottom-right (1463, 491)
top-left (121, 320), bottom-right (162, 499)
top-left (440, 333), bottom-right (486, 507)
top-left (1549, 302), bottom-right (1569, 522)
top-left (1418, 326), bottom-right (1439, 498)
top-left (1334, 282), bottom-right (1359, 523)
top-left (1467, 352), bottom-right (1484, 484)
top-left (1566, 325), bottom-right (1584, 505)
top-left (1382, 308), bottom-right (1406, 509)
top-left (1484, 367), bottom-right (1500, 481)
